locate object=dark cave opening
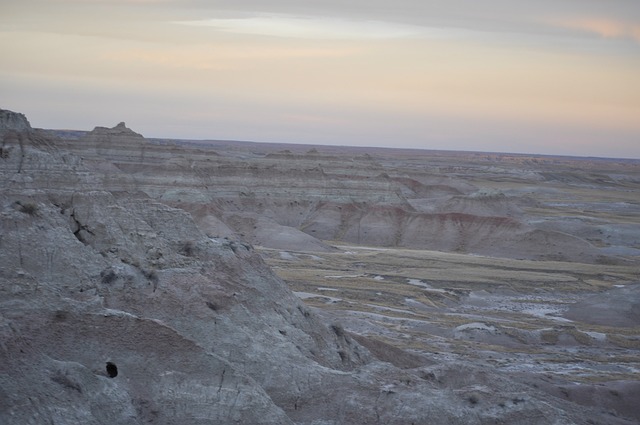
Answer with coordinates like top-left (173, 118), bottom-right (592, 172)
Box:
top-left (106, 362), bottom-right (118, 378)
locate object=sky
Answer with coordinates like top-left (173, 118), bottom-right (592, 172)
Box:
top-left (1, 0), bottom-right (639, 158)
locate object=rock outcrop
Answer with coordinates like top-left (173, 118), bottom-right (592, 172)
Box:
top-left (0, 124), bottom-right (365, 423)
top-left (0, 108), bottom-right (31, 132)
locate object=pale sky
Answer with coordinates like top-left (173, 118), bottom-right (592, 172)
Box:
top-left (1, 0), bottom-right (639, 158)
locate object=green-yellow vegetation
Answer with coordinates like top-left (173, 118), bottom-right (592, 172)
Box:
top-left (608, 335), bottom-right (640, 349)
top-left (582, 279), bottom-right (618, 288)
top-left (259, 244), bottom-right (639, 383)
top-left (540, 330), bottom-right (559, 344)
top-left (510, 299), bottom-right (568, 305)
top-left (574, 373), bottom-right (640, 384)
top-left (567, 328), bottom-right (594, 346)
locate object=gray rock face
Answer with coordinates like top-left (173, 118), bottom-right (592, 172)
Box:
top-left (79, 122), bottom-right (147, 160)
top-left (0, 128), bottom-right (344, 424)
top-left (0, 109), bottom-right (31, 132)
top-left (1, 110), bottom-right (637, 424)
top-left (564, 285), bottom-right (640, 327)
top-left (90, 122), bottom-right (144, 138)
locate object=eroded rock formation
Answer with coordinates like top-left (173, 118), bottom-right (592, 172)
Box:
top-left (43, 118), bottom-right (640, 263)
top-left (1, 109), bottom-right (638, 424)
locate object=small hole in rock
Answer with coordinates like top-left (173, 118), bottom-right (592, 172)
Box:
top-left (106, 362), bottom-right (118, 378)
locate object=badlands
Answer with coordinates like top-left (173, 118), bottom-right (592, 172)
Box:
top-left (1, 108), bottom-right (639, 424)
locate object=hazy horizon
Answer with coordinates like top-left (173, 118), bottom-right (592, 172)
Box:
top-left (2, 0), bottom-right (639, 159)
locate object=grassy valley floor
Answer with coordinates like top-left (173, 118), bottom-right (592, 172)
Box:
top-left (260, 244), bottom-right (640, 385)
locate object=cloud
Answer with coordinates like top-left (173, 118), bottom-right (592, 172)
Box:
top-left (47, 0), bottom-right (174, 3)
top-left (549, 17), bottom-right (640, 43)
top-left (174, 13), bottom-right (430, 40)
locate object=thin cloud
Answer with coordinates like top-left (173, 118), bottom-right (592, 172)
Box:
top-left (548, 17), bottom-right (640, 43)
top-left (174, 14), bottom-right (431, 40)
top-left (102, 44), bottom-right (361, 71)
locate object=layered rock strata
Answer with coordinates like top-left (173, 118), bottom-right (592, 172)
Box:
top-left (45, 121), bottom-right (640, 263)
top-left (2, 109), bottom-right (632, 423)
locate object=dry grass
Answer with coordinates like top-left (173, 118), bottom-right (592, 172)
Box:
top-left (260, 244), bottom-right (640, 383)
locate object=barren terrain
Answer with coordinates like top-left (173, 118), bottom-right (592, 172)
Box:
top-left (52, 125), bottom-right (640, 264)
top-left (1, 110), bottom-right (639, 424)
